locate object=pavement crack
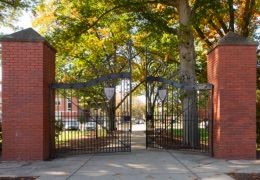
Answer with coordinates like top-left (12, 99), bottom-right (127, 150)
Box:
top-left (166, 150), bottom-right (201, 180)
top-left (66, 155), bottom-right (95, 180)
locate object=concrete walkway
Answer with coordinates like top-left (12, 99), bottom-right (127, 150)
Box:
top-left (0, 132), bottom-right (259, 180)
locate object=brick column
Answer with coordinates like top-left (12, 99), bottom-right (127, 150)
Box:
top-left (0, 28), bottom-right (55, 160)
top-left (207, 32), bottom-right (257, 159)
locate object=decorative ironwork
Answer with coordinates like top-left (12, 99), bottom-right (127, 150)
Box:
top-left (50, 41), bottom-right (214, 156)
top-left (104, 87), bottom-right (115, 101)
top-left (51, 73), bottom-right (132, 156)
top-left (146, 76), bottom-right (213, 90)
top-left (51, 72), bottom-right (131, 89)
top-left (146, 76), bottom-right (213, 154)
top-left (158, 89), bottom-right (167, 102)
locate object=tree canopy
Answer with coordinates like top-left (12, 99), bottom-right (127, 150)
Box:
top-left (33, 0), bottom-right (259, 84)
top-left (31, 0), bottom-right (260, 146)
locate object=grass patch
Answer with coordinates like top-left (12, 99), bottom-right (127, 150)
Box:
top-left (57, 129), bottom-right (107, 142)
top-left (166, 128), bottom-right (209, 140)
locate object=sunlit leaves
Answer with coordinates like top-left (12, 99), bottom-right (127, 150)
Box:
top-left (33, 0), bottom-right (181, 87)
top-left (193, 0), bottom-right (259, 47)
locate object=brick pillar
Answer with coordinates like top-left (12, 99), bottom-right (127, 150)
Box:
top-left (0, 28), bottom-right (55, 160)
top-left (207, 32), bottom-right (257, 159)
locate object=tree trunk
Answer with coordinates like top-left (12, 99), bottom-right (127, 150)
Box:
top-left (228, 0), bottom-right (235, 32)
top-left (108, 93), bottom-right (116, 131)
top-left (177, 0), bottom-right (199, 147)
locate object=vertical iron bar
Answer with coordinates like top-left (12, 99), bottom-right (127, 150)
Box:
top-left (128, 40), bottom-right (133, 142)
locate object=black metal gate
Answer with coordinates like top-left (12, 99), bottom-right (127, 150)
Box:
top-left (146, 76), bottom-right (213, 153)
top-left (51, 72), bottom-right (132, 156)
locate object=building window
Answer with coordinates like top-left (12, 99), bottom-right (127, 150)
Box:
top-left (67, 98), bottom-right (72, 111)
top-left (55, 98), bottom-right (60, 106)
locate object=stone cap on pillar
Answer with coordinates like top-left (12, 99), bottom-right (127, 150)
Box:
top-left (0, 28), bottom-right (56, 52)
top-left (217, 31), bottom-right (258, 46)
top-left (208, 31), bottom-right (258, 54)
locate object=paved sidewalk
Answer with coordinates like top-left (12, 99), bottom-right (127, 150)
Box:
top-left (0, 132), bottom-right (259, 180)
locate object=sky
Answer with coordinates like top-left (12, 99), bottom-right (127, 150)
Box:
top-left (0, 11), bottom-right (33, 34)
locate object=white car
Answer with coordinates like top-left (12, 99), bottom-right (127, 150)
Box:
top-left (134, 119), bottom-right (145, 124)
top-left (64, 121), bottom-right (79, 130)
top-left (84, 122), bottom-right (97, 131)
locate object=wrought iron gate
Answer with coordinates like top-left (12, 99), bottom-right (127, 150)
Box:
top-left (51, 72), bottom-right (132, 156)
top-left (146, 76), bottom-right (213, 153)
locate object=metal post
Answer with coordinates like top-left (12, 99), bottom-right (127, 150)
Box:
top-left (95, 108), bottom-right (98, 140)
top-left (127, 40), bottom-right (133, 134)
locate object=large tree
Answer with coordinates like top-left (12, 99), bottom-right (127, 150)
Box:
top-left (34, 0), bottom-right (259, 145)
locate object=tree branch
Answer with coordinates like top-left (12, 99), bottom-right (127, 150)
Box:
top-left (194, 25), bottom-right (213, 47)
top-left (210, 9), bottom-right (229, 34)
top-left (208, 19), bottom-right (224, 37)
top-left (241, 0), bottom-right (255, 37)
top-left (228, 0), bottom-right (235, 31)
top-left (76, 0), bottom-right (178, 36)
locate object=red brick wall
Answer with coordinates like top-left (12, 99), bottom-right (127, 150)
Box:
top-left (2, 41), bottom-right (55, 160)
top-left (55, 97), bottom-right (78, 113)
top-left (43, 44), bottom-right (56, 160)
top-left (207, 45), bottom-right (256, 159)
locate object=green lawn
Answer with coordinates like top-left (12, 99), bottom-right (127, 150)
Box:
top-left (166, 128), bottom-right (209, 140)
top-left (57, 129), bottom-right (107, 142)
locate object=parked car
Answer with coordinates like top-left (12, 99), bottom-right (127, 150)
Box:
top-left (134, 119), bottom-right (145, 124)
top-left (84, 122), bottom-right (97, 131)
top-left (64, 121), bottom-right (79, 130)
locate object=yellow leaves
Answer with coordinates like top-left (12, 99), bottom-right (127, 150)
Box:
top-left (156, 3), bottom-right (166, 12)
top-left (32, 1), bottom-right (56, 34)
top-left (133, 32), bottom-right (150, 47)
top-left (98, 27), bottom-right (110, 38)
top-left (61, 75), bottom-right (73, 83)
top-left (71, 8), bottom-right (80, 19)
top-left (207, 30), bottom-right (217, 39)
top-left (83, 35), bottom-right (104, 51)
top-left (87, 17), bottom-right (98, 24)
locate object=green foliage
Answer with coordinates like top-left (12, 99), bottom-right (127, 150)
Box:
top-left (33, 0), bottom-right (182, 108)
top-left (192, 0), bottom-right (259, 46)
top-left (34, 0), bottom-right (259, 87)
top-left (33, 0), bottom-right (260, 138)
